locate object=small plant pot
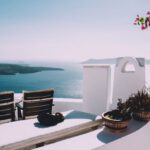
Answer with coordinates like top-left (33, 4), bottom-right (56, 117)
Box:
top-left (102, 111), bottom-right (131, 130)
top-left (133, 111), bottom-right (150, 122)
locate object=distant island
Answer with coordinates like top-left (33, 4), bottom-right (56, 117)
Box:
top-left (0, 64), bottom-right (64, 75)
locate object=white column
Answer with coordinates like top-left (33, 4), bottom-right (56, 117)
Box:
top-left (83, 64), bottom-right (111, 115)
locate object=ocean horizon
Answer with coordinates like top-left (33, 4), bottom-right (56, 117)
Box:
top-left (0, 60), bottom-right (150, 99)
top-left (0, 61), bottom-right (83, 98)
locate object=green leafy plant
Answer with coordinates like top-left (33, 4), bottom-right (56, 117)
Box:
top-left (127, 89), bottom-right (150, 112)
top-left (105, 88), bottom-right (150, 121)
top-left (108, 99), bottom-right (132, 121)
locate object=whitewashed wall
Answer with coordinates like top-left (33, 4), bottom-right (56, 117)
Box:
top-left (112, 57), bottom-right (145, 109)
top-left (83, 65), bottom-right (111, 115)
top-left (52, 98), bottom-right (83, 113)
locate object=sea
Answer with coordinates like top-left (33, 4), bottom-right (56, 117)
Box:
top-left (0, 62), bottom-right (83, 98)
top-left (0, 61), bottom-right (150, 99)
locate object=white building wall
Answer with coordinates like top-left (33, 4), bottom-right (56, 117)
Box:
top-left (112, 57), bottom-right (145, 109)
top-left (83, 65), bottom-right (111, 115)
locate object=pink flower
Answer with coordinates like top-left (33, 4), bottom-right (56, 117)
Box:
top-left (141, 25), bottom-right (146, 30)
top-left (134, 11), bottom-right (150, 30)
top-left (147, 11), bottom-right (150, 15)
top-left (135, 17), bottom-right (139, 21)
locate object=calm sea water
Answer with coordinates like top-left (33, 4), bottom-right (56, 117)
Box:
top-left (0, 61), bottom-right (150, 99)
top-left (0, 62), bottom-right (83, 98)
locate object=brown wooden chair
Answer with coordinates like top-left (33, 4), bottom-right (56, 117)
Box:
top-left (0, 92), bottom-right (15, 123)
top-left (16, 89), bottom-right (54, 120)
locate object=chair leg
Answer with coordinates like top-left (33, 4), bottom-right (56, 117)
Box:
top-left (12, 111), bottom-right (15, 121)
top-left (11, 106), bottom-right (16, 121)
top-left (36, 142), bottom-right (45, 148)
top-left (17, 107), bottom-right (23, 120)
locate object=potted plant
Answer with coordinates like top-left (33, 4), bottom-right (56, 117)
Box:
top-left (127, 89), bottom-right (150, 121)
top-left (102, 99), bottom-right (132, 130)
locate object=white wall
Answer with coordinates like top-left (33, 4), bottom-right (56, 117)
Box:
top-left (112, 57), bottom-right (145, 109)
top-left (83, 65), bottom-right (111, 115)
top-left (52, 98), bottom-right (83, 113)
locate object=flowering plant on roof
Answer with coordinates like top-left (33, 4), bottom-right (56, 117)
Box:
top-left (134, 11), bottom-right (150, 30)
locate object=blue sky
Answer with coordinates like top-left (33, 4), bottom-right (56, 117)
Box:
top-left (0, 0), bottom-right (150, 62)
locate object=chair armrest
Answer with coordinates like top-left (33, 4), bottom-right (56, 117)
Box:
top-left (15, 101), bottom-right (23, 110)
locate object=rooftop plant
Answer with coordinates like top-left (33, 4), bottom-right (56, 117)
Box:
top-left (127, 88), bottom-right (150, 121)
top-left (127, 88), bottom-right (150, 112)
top-left (102, 88), bottom-right (150, 129)
top-left (106, 88), bottom-right (150, 121)
top-left (106, 99), bottom-right (132, 121)
top-left (102, 99), bottom-right (132, 129)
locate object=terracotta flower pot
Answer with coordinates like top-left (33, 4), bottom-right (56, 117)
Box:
top-left (102, 111), bottom-right (131, 130)
top-left (133, 111), bottom-right (150, 122)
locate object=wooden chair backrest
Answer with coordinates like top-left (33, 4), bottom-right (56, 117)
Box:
top-left (23, 89), bottom-right (54, 119)
top-left (0, 92), bottom-right (15, 122)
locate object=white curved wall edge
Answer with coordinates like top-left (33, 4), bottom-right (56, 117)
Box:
top-left (94, 122), bottom-right (150, 150)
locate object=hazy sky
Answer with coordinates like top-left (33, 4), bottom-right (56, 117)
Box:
top-left (0, 0), bottom-right (150, 62)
